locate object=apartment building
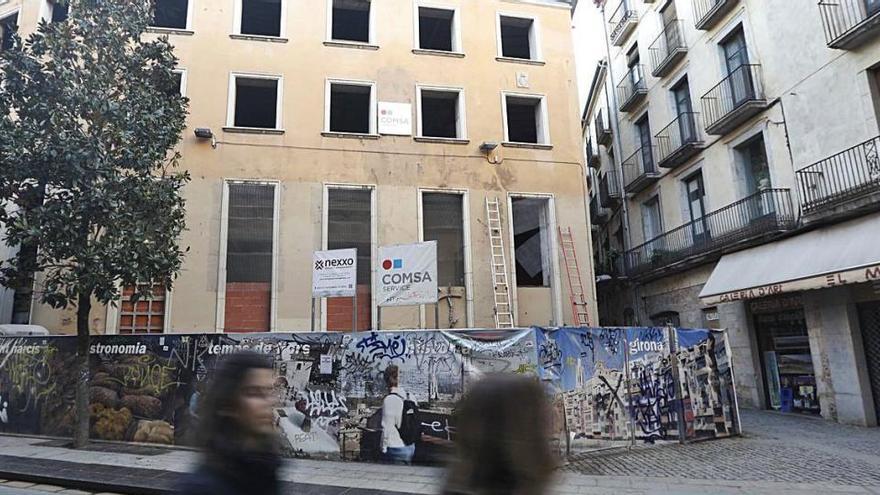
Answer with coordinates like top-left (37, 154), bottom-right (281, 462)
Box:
top-left (0, 0), bottom-right (597, 333)
top-left (579, 0), bottom-right (880, 427)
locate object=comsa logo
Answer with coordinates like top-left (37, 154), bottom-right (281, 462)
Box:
top-left (381, 258), bottom-right (432, 285)
top-left (315, 257), bottom-right (355, 270)
top-left (382, 259), bottom-right (403, 270)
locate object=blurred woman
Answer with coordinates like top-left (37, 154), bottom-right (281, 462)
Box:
top-left (177, 352), bottom-right (281, 495)
top-left (444, 374), bottom-right (556, 495)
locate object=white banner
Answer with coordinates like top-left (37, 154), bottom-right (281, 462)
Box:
top-left (377, 102), bottom-right (412, 136)
top-left (312, 249), bottom-right (358, 298)
top-left (377, 242), bottom-right (438, 307)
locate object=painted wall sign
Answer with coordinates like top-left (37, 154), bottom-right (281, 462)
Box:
top-left (377, 241), bottom-right (438, 307)
top-left (313, 249), bottom-right (358, 298)
top-left (377, 102), bottom-right (412, 136)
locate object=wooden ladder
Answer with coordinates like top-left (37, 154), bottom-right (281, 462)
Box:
top-left (558, 226), bottom-right (591, 327)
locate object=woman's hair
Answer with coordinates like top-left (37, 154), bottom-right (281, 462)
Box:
top-left (384, 364), bottom-right (400, 388)
top-left (196, 351), bottom-right (275, 452)
top-left (445, 374), bottom-right (556, 495)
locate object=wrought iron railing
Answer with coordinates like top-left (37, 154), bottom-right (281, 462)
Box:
top-left (617, 64), bottom-right (647, 110)
top-left (596, 253), bottom-right (626, 278)
top-left (622, 145), bottom-right (657, 190)
top-left (701, 64), bottom-right (764, 131)
top-left (693, 0), bottom-right (729, 27)
top-left (655, 112), bottom-right (702, 164)
top-left (797, 135), bottom-right (880, 212)
top-left (599, 170), bottom-right (622, 208)
top-left (818, 0), bottom-right (880, 45)
top-left (625, 188), bottom-right (795, 277)
top-left (649, 20), bottom-right (686, 74)
top-left (609, 0), bottom-right (637, 42)
top-left (595, 109), bottom-right (612, 143)
top-left (590, 194), bottom-right (606, 224)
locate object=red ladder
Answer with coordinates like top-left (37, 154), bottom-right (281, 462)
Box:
top-left (558, 226), bottom-right (591, 326)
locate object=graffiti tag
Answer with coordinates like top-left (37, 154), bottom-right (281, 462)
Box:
top-left (356, 333), bottom-right (407, 361)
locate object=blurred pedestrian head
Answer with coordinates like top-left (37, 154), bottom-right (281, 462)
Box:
top-left (444, 374), bottom-right (556, 495)
top-left (197, 351), bottom-right (278, 453)
top-left (384, 364), bottom-right (400, 388)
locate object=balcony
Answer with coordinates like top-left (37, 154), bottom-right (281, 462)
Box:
top-left (819, 0), bottom-right (880, 49)
top-left (797, 135), bottom-right (880, 224)
top-left (649, 20), bottom-right (687, 78)
top-left (701, 64), bottom-right (768, 136)
top-left (693, 0), bottom-right (739, 30)
top-left (625, 188), bottom-right (796, 279)
top-left (622, 145), bottom-right (661, 194)
top-left (655, 112), bottom-right (704, 169)
top-left (590, 195), bottom-right (609, 225)
top-left (617, 65), bottom-right (648, 113)
top-left (587, 138), bottom-right (600, 169)
top-left (596, 110), bottom-right (613, 146)
top-left (596, 253), bottom-right (626, 280)
top-left (599, 170), bottom-right (622, 209)
top-left (609, 0), bottom-right (638, 46)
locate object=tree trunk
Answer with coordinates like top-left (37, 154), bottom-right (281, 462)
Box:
top-left (73, 292), bottom-right (91, 449)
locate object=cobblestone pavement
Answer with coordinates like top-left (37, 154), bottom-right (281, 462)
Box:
top-left (563, 408), bottom-right (880, 486)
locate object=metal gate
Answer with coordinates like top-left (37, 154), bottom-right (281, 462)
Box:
top-left (858, 301), bottom-right (880, 425)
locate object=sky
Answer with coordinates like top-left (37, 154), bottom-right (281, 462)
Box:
top-left (571, 2), bottom-right (608, 114)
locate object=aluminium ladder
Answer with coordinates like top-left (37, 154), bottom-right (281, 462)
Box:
top-left (558, 226), bottom-right (591, 326)
top-left (485, 197), bottom-right (514, 329)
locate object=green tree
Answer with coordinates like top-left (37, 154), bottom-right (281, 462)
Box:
top-left (0, 0), bottom-right (189, 447)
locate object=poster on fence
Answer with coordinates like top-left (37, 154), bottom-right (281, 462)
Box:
top-left (0, 327), bottom-right (739, 465)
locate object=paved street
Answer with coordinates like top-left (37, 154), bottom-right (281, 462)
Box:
top-left (0, 409), bottom-right (877, 494)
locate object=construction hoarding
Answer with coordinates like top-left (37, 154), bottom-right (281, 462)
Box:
top-left (0, 328), bottom-right (739, 464)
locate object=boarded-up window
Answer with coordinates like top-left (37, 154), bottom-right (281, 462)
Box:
top-left (327, 188), bottom-right (372, 331)
top-left (511, 197), bottom-right (551, 287)
top-left (119, 285), bottom-right (166, 334)
top-left (422, 193), bottom-right (465, 287)
top-left (225, 183), bottom-right (275, 332)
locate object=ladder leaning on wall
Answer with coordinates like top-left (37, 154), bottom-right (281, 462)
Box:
top-left (485, 197), bottom-right (514, 329)
top-left (558, 226), bottom-right (591, 327)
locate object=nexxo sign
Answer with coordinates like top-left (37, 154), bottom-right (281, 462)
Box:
top-left (313, 249), bottom-right (358, 298)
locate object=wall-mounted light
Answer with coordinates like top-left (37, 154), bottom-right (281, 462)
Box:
top-left (194, 127), bottom-right (216, 148)
top-left (480, 141), bottom-right (501, 165)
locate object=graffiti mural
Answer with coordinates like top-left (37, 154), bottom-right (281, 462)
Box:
top-left (0, 327), bottom-right (739, 464)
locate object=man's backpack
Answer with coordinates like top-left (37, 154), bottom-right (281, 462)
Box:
top-left (392, 393), bottom-right (421, 445)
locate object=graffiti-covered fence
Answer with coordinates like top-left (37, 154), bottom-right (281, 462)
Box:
top-left (0, 327), bottom-right (739, 464)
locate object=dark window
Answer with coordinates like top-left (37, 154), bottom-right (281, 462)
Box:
top-left (512, 197), bottom-right (551, 287)
top-left (332, 0), bottom-right (370, 43)
top-left (330, 83), bottom-right (371, 134)
top-left (152, 0), bottom-right (189, 30)
top-left (736, 135), bottom-right (771, 194)
top-left (49, 1), bottom-right (69, 22)
top-left (0, 13), bottom-right (18, 51)
top-left (241, 0), bottom-right (282, 37)
top-left (419, 7), bottom-right (454, 51)
top-left (422, 193), bottom-right (465, 287)
top-left (421, 90), bottom-right (460, 138)
top-left (234, 77), bottom-right (279, 129)
top-left (165, 71), bottom-right (184, 97)
top-left (500, 15), bottom-right (534, 59)
top-left (506, 95), bottom-right (542, 144)
top-left (328, 188), bottom-right (372, 285)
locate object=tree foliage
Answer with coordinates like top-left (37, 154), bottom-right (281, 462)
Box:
top-left (0, 0), bottom-right (190, 309)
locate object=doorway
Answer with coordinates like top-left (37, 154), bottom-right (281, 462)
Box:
top-left (857, 301), bottom-right (880, 425)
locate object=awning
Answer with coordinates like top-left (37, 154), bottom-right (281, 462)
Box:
top-left (699, 216), bottom-right (880, 305)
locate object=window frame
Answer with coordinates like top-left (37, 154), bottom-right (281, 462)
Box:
top-left (495, 11), bottom-right (543, 62)
top-left (321, 183), bottom-right (378, 331)
top-left (413, 1), bottom-right (462, 54)
top-left (417, 187), bottom-right (474, 328)
top-left (148, 0), bottom-right (194, 32)
top-left (501, 91), bottom-right (550, 146)
top-left (226, 72), bottom-right (284, 131)
top-left (173, 68), bottom-right (187, 97)
top-left (324, 78), bottom-right (378, 136)
top-left (0, 7), bottom-right (20, 51)
top-left (232, 0), bottom-right (288, 39)
top-left (415, 85), bottom-right (467, 140)
top-left (215, 179), bottom-right (281, 333)
top-left (326, 0), bottom-right (376, 46)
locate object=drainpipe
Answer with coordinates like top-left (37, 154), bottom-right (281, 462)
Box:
top-left (601, 5), bottom-right (640, 324)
